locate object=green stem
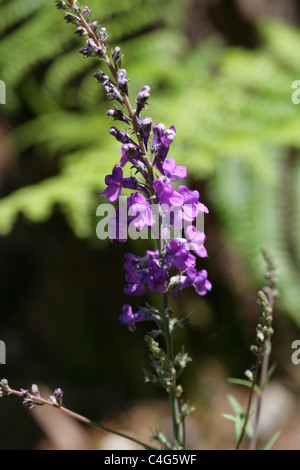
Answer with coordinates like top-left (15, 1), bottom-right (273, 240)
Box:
top-left (248, 341), bottom-right (270, 450)
top-left (157, 237), bottom-right (184, 448)
top-left (162, 293), bottom-right (181, 446)
top-left (235, 351), bottom-right (263, 451)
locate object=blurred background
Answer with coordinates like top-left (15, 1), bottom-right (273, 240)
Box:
top-left (0, 0), bottom-right (300, 450)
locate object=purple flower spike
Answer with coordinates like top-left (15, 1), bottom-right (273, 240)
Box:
top-left (100, 164), bottom-right (123, 202)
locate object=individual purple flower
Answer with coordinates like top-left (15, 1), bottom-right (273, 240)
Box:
top-left (162, 158), bottom-right (187, 182)
top-left (119, 304), bottom-right (159, 331)
top-left (120, 143), bottom-right (141, 167)
top-left (99, 164), bottom-right (123, 202)
top-left (173, 267), bottom-right (212, 298)
top-left (124, 280), bottom-right (148, 296)
top-left (147, 259), bottom-right (168, 294)
top-left (163, 186), bottom-right (208, 229)
top-left (166, 239), bottom-right (196, 271)
top-left (146, 249), bottom-right (160, 260)
top-left (185, 225), bottom-right (207, 258)
top-left (153, 180), bottom-right (184, 207)
top-left (100, 165), bottom-right (143, 202)
top-left (140, 117), bottom-right (152, 148)
top-left (124, 253), bottom-right (148, 296)
top-left (124, 253), bottom-right (140, 272)
top-left (127, 193), bottom-right (153, 231)
top-left (178, 185), bottom-right (209, 222)
top-left (186, 268), bottom-right (212, 296)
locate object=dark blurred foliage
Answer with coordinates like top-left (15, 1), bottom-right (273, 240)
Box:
top-left (0, 0), bottom-right (300, 449)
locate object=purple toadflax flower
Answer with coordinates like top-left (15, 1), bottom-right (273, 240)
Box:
top-left (119, 304), bottom-right (160, 331)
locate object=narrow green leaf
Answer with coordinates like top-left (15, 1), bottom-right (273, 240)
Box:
top-left (227, 393), bottom-right (245, 416)
top-left (263, 430), bottom-right (281, 450)
top-left (228, 377), bottom-right (260, 393)
top-left (221, 413), bottom-right (239, 423)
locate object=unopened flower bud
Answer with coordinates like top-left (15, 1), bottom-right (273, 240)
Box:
top-left (109, 127), bottom-right (131, 144)
top-left (91, 21), bottom-right (99, 31)
top-left (112, 46), bottom-right (122, 67)
top-left (22, 398), bottom-right (35, 410)
top-left (56, 0), bottom-right (67, 9)
top-left (82, 6), bottom-right (92, 17)
top-left (122, 143), bottom-right (140, 158)
top-left (64, 12), bottom-right (79, 24)
top-left (53, 388), bottom-right (64, 406)
top-left (107, 109), bottom-right (129, 124)
top-left (75, 26), bottom-right (87, 36)
top-left (256, 331), bottom-right (265, 344)
top-left (99, 27), bottom-right (108, 43)
top-left (31, 384), bottom-right (40, 395)
top-left (117, 69), bottom-right (128, 94)
top-left (136, 86), bottom-right (151, 106)
top-left (49, 394), bottom-right (59, 407)
top-left (141, 117), bottom-right (152, 135)
top-left (244, 369), bottom-right (254, 381)
top-left (250, 345), bottom-right (259, 356)
top-left (0, 378), bottom-right (8, 388)
top-left (93, 72), bottom-right (109, 84)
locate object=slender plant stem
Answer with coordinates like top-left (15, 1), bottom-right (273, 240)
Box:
top-left (161, 292), bottom-right (183, 447)
top-left (0, 385), bottom-right (157, 450)
top-left (235, 351), bottom-right (263, 451)
top-left (156, 223), bottom-right (184, 449)
top-left (248, 289), bottom-right (275, 450)
top-left (248, 342), bottom-right (270, 450)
